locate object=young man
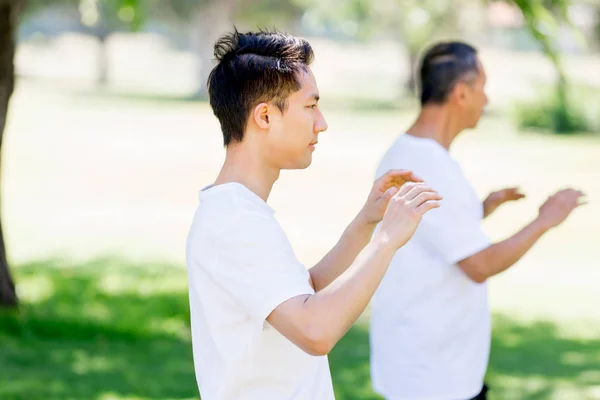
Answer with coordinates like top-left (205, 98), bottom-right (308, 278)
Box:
top-left (185, 30), bottom-right (442, 400)
top-left (368, 41), bottom-right (587, 400)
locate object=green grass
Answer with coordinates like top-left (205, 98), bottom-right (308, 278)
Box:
top-left (1, 259), bottom-right (196, 400)
top-left (3, 260), bottom-right (600, 400)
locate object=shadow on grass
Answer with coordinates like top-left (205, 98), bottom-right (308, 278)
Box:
top-left (328, 316), bottom-right (600, 400)
top-left (2, 258), bottom-right (600, 400)
top-left (0, 258), bottom-right (198, 400)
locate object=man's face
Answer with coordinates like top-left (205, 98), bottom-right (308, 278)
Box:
top-left (463, 58), bottom-right (488, 129)
top-left (265, 68), bottom-right (328, 170)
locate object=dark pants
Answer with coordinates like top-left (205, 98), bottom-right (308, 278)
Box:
top-left (468, 383), bottom-right (488, 400)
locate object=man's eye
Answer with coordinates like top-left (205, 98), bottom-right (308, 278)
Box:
top-left (308, 104), bottom-right (317, 109)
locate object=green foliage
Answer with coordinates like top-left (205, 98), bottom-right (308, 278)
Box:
top-left (509, 0), bottom-right (589, 134)
top-left (112, 0), bottom-right (146, 31)
top-left (23, 0), bottom-right (148, 32)
top-left (514, 84), bottom-right (598, 134)
top-left (515, 98), bottom-right (593, 134)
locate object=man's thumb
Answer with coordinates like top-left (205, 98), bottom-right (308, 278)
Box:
top-left (382, 186), bottom-right (399, 203)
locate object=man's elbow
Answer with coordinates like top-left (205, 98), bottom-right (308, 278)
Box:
top-left (299, 326), bottom-right (335, 356)
top-left (467, 271), bottom-right (488, 284)
top-left (302, 339), bottom-right (333, 357)
top-left (458, 258), bottom-right (489, 284)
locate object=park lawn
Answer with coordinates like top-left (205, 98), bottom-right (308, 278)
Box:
top-left (2, 260), bottom-right (600, 400)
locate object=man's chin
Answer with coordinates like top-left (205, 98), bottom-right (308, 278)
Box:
top-left (281, 157), bottom-right (312, 171)
top-left (296, 157), bottom-right (313, 170)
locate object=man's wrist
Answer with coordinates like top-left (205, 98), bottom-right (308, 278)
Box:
top-left (482, 197), bottom-right (496, 216)
top-left (530, 216), bottom-right (552, 235)
top-left (349, 211), bottom-right (378, 238)
top-left (370, 231), bottom-right (398, 255)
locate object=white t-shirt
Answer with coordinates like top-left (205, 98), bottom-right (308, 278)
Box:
top-left (369, 134), bottom-right (492, 400)
top-left (185, 182), bottom-right (335, 400)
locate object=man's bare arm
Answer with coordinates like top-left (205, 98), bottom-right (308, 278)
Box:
top-left (308, 170), bottom-right (420, 291)
top-left (460, 188), bottom-right (585, 283)
top-left (267, 182), bottom-right (441, 356)
top-left (482, 187), bottom-right (525, 218)
top-left (458, 218), bottom-right (547, 282)
top-left (308, 215), bottom-right (376, 291)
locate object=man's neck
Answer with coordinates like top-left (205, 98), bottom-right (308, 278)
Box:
top-left (214, 143), bottom-right (279, 202)
top-left (405, 105), bottom-right (463, 150)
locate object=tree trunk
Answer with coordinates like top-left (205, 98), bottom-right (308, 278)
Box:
top-left (0, 0), bottom-right (20, 308)
top-left (404, 49), bottom-right (419, 95)
top-left (554, 70), bottom-right (570, 133)
top-left (190, 0), bottom-right (237, 99)
top-left (94, 5), bottom-right (112, 87)
top-left (96, 32), bottom-right (109, 86)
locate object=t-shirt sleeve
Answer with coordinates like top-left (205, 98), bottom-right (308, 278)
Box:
top-left (377, 148), bottom-right (490, 265)
top-left (203, 211), bottom-right (314, 324)
top-left (416, 168), bottom-right (491, 264)
top-left (419, 193), bottom-right (491, 265)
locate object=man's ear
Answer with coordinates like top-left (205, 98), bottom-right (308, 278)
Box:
top-left (452, 82), bottom-right (469, 107)
top-left (252, 102), bottom-right (271, 129)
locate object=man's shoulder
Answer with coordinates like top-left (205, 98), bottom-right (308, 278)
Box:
top-left (187, 201), bottom-right (287, 270)
top-left (197, 182), bottom-right (273, 220)
top-left (194, 200), bottom-right (283, 246)
top-left (377, 135), bottom-right (450, 180)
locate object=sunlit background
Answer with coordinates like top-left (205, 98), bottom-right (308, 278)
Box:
top-left (1, 0), bottom-right (599, 399)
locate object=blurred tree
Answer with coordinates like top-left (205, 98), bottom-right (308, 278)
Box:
top-left (507, 0), bottom-right (587, 132)
top-left (23, 0), bottom-right (146, 85)
top-left (369, 0), bottom-right (460, 92)
top-left (0, 0), bottom-right (145, 307)
top-left (155, 0), bottom-right (305, 98)
top-left (0, 0), bottom-right (24, 307)
top-left (79, 0), bottom-right (146, 85)
top-left (295, 0), bottom-right (461, 95)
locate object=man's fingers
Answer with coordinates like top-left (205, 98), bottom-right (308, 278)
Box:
top-left (380, 169), bottom-right (423, 185)
top-left (395, 182), bottom-right (422, 197)
top-left (574, 193), bottom-right (587, 206)
top-left (403, 184), bottom-right (441, 204)
top-left (409, 191), bottom-right (443, 207)
top-left (566, 189), bottom-right (586, 202)
top-left (558, 188), bottom-right (585, 197)
top-left (381, 186), bottom-right (399, 203)
top-left (416, 200), bottom-right (441, 214)
top-left (387, 169), bottom-right (423, 182)
top-left (506, 187), bottom-right (526, 199)
top-left (396, 182), bottom-right (425, 199)
top-left (551, 188), bottom-right (587, 209)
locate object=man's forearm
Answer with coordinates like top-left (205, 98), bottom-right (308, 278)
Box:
top-left (462, 218), bottom-right (549, 282)
top-left (482, 199), bottom-right (498, 219)
top-left (308, 215), bottom-right (376, 291)
top-left (304, 235), bottom-right (397, 348)
top-left (482, 201), bottom-right (493, 218)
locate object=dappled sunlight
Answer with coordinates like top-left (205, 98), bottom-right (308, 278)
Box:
top-left (329, 317), bottom-right (600, 400)
top-left (1, 258), bottom-right (196, 400)
top-left (16, 273), bottom-right (55, 303)
top-left (3, 258), bottom-right (600, 399)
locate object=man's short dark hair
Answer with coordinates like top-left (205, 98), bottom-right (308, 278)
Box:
top-left (207, 29), bottom-right (314, 146)
top-left (418, 41), bottom-right (479, 106)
